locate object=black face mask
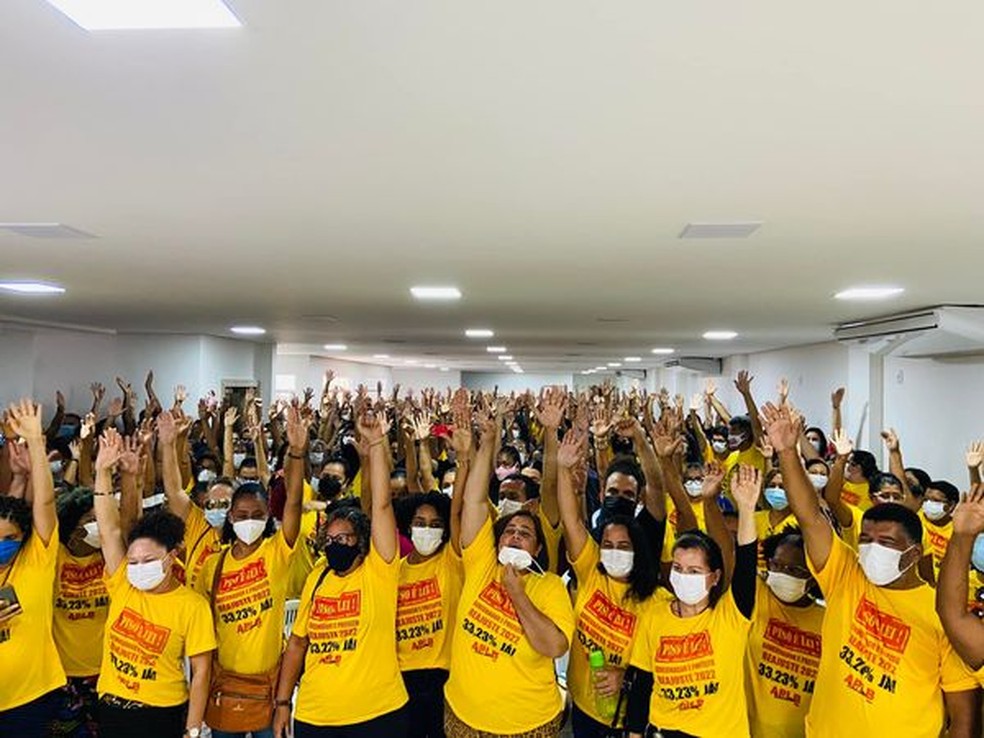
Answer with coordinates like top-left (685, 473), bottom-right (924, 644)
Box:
top-left (319, 476), bottom-right (343, 501)
top-left (325, 541), bottom-right (361, 572)
top-left (602, 495), bottom-right (637, 519)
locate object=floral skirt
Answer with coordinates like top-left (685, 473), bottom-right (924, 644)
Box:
top-left (444, 700), bottom-right (563, 738)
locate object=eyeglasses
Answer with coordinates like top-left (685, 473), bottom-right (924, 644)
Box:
top-left (768, 560), bottom-right (811, 579)
top-left (412, 520), bottom-right (445, 530)
top-left (323, 533), bottom-right (357, 546)
top-left (204, 500), bottom-right (231, 511)
top-left (503, 526), bottom-right (535, 541)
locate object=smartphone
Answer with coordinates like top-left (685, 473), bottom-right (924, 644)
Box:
top-left (0, 585), bottom-right (19, 611)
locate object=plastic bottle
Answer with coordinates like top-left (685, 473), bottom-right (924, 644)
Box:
top-left (589, 649), bottom-right (617, 719)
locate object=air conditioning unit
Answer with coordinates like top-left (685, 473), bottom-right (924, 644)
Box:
top-left (834, 306), bottom-right (984, 358)
top-left (663, 357), bottom-right (723, 374)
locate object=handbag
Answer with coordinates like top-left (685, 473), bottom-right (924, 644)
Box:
top-left (203, 548), bottom-right (280, 732)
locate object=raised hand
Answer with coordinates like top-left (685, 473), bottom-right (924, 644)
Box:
top-left (557, 428), bottom-right (586, 469)
top-left (590, 404), bottom-right (612, 439)
top-left (69, 439), bottom-right (82, 462)
top-left (56, 390), bottom-right (66, 411)
top-left (173, 385), bottom-right (187, 407)
top-left (653, 429), bottom-right (684, 459)
top-left (689, 393), bottom-right (703, 413)
top-left (90, 382), bottom-right (105, 405)
top-left (760, 402), bottom-right (799, 453)
top-left (411, 413), bottom-right (432, 442)
top-left (7, 399), bottom-right (43, 439)
top-left (966, 441), bottom-right (984, 469)
top-left (8, 441), bottom-right (31, 476)
top-left (705, 378), bottom-right (717, 398)
top-left (118, 435), bottom-right (143, 476)
top-left (880, 428), bottom-right (900, 453)
top-left (701, 463), bottom-right (726, 500)
top-left (778, 378), bottom-right (790, 405)
top-left (952, 485), bottom-right (984, 537)
top-left (735, 370), bottom-right (754, 396)
top-left (356, 408), bottom-right (384, 445)
top-left (535, 386), bottom-right (568, 429)
top-left (107, 397), bottom-right (123, 418)
top-left (303, 387), bottom-right (315, 407)
top-left (831, 387), bottom-right (845, 408)
top-left (156, 410), bottom-right (177, 445)
top-left (732, 465), bottom-right (762, 511)
top-left (80, 412), bottom-right (96, 440)
top-left (831, 428), bottom-right (853, 458)
top-left (95, 429), bottom-right (124, 472)
top-left (286, 405), bottom-right (311, 452)
top-left (224, 407), bottom-right (239, 428)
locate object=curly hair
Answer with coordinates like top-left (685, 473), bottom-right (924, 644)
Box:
top-left (220, 483), bottom-right (276, 545)
top-left (0, 496), bottom-right (32, 542)
top-left (324, 505), bottom-right (371, 556)
top-left (127, 510), bottom-right (185, 551)
top-left (56, 487), bottom-right (95, 545)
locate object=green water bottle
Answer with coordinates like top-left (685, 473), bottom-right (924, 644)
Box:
top-left (589, 649), bottom-right (617, 720)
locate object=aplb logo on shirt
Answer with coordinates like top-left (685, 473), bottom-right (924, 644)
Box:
top-left (61, 560), bottom-right (104, 587)
top-left (854, 597), bottom-right (911, 654)
top-left (656, 631), bottom-right (713, 662)
top-left (398, 577), bottom-right (441, 607)
top-left (764, 618), bottom-right (821, 658)
top-left (312, 591), bottom-right (362, 620)
top-left (585, 590), bottom-right (637, 637)
top-left (478, 581), bottom-right (517, 619)
top-left (218, 560), bottom-right (269, 593)
top-left (111, 608), bottom-right (171, 655)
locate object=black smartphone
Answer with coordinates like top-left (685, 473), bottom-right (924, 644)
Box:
top-left (0, 585), bottom-right (20, 611)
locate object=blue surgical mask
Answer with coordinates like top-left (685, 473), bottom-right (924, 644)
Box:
top-left (764, 487), bottom-right (788, 511)
top-left (0, 539), bottom-right (23, 566)
top-left (204, 508), bottom-right (228, 528)
top-left (972, 534), bottom-right (984, 573)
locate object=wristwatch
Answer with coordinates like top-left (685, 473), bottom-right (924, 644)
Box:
top-left (185, 728), bottom-right (201, 738)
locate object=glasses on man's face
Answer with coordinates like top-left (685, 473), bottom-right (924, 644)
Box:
top-left (768, 559), bottom-right (810, 579)
top-left (323, 533), bottom-right (357, 546)
top-left (204, 500), bottom-right (231, 511)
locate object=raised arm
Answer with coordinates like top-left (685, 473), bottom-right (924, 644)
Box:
top-left (706, 379), bottom-right (732, 424)
top-left (731, 464), bottom-right (761, 618)
top-left (825, 430), bottom-right (855, 528)
top-left (7, 400), bottom-right (56, 545)
top-left (535, 387), bottom-right (567, 528)
top-left (624, 417), bottom-right (665, 522)
top-left (734, 370), bottom-right (763, 443)
top-left (360, 410), bottom-right (398, 563)
top-left (590, 404), bottom-right (614, 474)
top-left (447, 389), bottom-right (473, 556)
top-left (460, 409), bottom-right (496, 550)
top-left (763, 403), bottom-right (834, 571)
top-left (556, 428), bottom-right (590, 560)
top-left (117, 435), bottom-right (145, 542)
top-left (44, 391), bottom-right (66, 446)
top-left (966, 443), bottom-right (984, 489)
top-left (412, 414), bottom-right (437, 493)
top-left (251, 422), bottom-right (271, 488)
top-left (157, 411), bottom-right (190, 520)
top-left (831, 387), bottom-right (845, 435)
top-left (881, 428), bottom-right (919, 510)
top-left (92, 430), bottom-right (126, 575)
top-left (653, 430), bottom-right (698, 534)
top-left (936, 485), bottom-right (984, 670)
top-left (698, 464), bottom-right (734, 579)
top-left (222, 407), bottom-right (238, 478)
top-left (281, 406), bottom-right (308, 548)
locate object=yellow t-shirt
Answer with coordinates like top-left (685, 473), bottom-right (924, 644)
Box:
top-left (754, 510), bottom-right (798, 570)
top-left (287, 509), bottom-right (322, 599)
top-left (53, 547), bottom-right (109, 677)
top-left (538, 507), bottom-right (562, 575)
top-left (661, 498), bottom-right (707, 564)
top-left (804, 535), bottom-right (977, 737)
top-left (968, 568), bottom-right (984, 616)
top-left (181, 505), bottom-right (222, 591)
top-left (397, 544), bottom-right (464, 672)
top-left (444, 517), bottom-right (576, 734)
top-left (841, 480), bottom-right (872, 511)
top-left (98, 563), bottom-right (216, 706)
top-left (568, 537), bottom-right (656, 724)
top-left (723, 447), bottom-right (767, 496)
top-left (629, 589), bottom-right (752, 737)
top-left (837, 504), bottom-right (864, 552)
top-left (918, 513), bottom-right (953, 575)
top-left (196, 530), bottom-right (295, 675)
top-left (0, 527), bottom-right (67, 710)
top-left (745, 580), bottom-right (825, 738)
top-left (293, 544), bottom-right (408, 726)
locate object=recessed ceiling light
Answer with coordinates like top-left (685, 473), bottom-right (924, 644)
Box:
top-left (411, 286), bottom-right (461, 300)
top-left (497, 355), bottom-right (514, 361)
top-left (0, 281), bottom-right (65, 294)
top-left (0, 223), bottom-right (95, 238)
top-left (487, 346), bottom-right (507, 353)
top-left (624, 357), bottom-right (642, 362)
top-left (405, 359), bottom-right (418, 365)
top-left (323, 344), bottom-right (347, 351)
top-left (465, 328), bottom-right (494, 338)
top-left (230, 325), bottom-right (265, 335)
top-left (510, 367), bottom-right (524, 374)
top-left (424, 364), bottom-right (437, 369)
top-left (505, 361), bottom-right (519, 366)
top-left (651, 348), bottom-right (675, 355)
top-left (439, 367), bottom-right (450, 372)
top-left (44, 0), bottom-right (241, 30)
top-left (594, 366), bottom-right (607, 371)
top-left (679, 221), bottom-right (763, 239)
top-left (373, 354), bottom-right (390, 359)
top-left (607, 362), bottom-right (622, 368)
top-left (703, 330), bottom-right (738, 340)
top-left (834, 286), bottom-right (905, 301)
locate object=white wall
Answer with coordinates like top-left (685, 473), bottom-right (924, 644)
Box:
top-left (461, 372), bottom-right (574, 394)
top-left (272, 352), bottom-right (461, 398)
top-left (0, 323), bottom-right (274, 418)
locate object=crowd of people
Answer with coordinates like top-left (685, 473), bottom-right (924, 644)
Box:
top-left (1, 370), bottom-right (983, 738)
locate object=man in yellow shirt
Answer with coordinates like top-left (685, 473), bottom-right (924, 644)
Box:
top-left (919, 480), bottom-right (959, 575)
top-left (761, 403), bottom-right (979, 738)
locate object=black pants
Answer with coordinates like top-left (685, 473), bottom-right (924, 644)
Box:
top-left (403, 668), bottom-right (448, 738)
top-left (0, 689), bottom-right (61, 738)
top-left (98, 700), bottom-right (186, 738)
top-left (647, 728), bottom-right (696, 738)
top-left (295, 705), bottom-right (409, 738)
top-left (571, 703), bottom-right (616, 738)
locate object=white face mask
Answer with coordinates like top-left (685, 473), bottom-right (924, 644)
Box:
top-left (309, 452), bottom-right (325, 466)
top-left (808, 474), bottom-right (828, 492)
top-left (142, 493), bottom-right (165, 510)
top-left (670, 570), bottom-right (710, 606)
top-left (411, 526), bottom-right (444, 557)
top-left (811, 439), bottom-right (824, 454)
top-left (309, 477), bottom-right (320, 494)
top-left (233, 453), bottom-right (247, 468)
top-left (233, 519), bottom-right (267, 545)
top-left (204, 508), bottom-right (229, 528)
top-left (50, 460), bottom-right (64, 476)
top-left (600, 548), bottom-right (634, 578)
top-left (128, 558), bottom-right (168, 591)
top-left (498, 546), bottom-right (533, 570)
top-left (684, 480), bottom-right (704, 498)
top-left (711, 441), bottom-right (728, 455)
top-left (197, 469), bottom-right (217, 484)
top-left (921, 500), bottom-right (947, 522)
top-left (497, 498), bottom-right (524, 518)
top-left (82, 521), bottom-right (101, 549)
top-left (766, 571), bottom-right (809, 603)
top-left (858, 542), bottom-right (915, 586)
top-left (441, 485), bottom-right (454, 497)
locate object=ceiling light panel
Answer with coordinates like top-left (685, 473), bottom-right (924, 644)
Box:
top-left (231, 325), bottom-right (265, 335)
top-left (44, 0), bottom-right (241, 30)
top-left (410, 286), bottom-right (461, 300)
top-left (679, 221), bottom-right (762, 239)
top-left (0, 223), bottom-right (95, 238)
top-left (834, 286), bottom-right (905, 301)
top-left (465, 328), bottom-right (494, 338)
top-left (0, 281), bottom-right (65, 294)
top-left (703, 330), bottom-right (738, 340)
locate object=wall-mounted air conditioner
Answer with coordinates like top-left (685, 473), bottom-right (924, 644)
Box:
top-left (663, 357), bottom-right (723, 374)
top-left (834, 306), bottom-right (984, 358)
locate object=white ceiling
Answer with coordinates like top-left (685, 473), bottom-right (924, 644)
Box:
top-left (2, 0), bottom-right (983, 372)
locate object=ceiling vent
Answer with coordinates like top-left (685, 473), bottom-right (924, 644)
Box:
top-left (834, 305), bottom-right (984, 357)
top-left (664, 357), bottom-right (724, 374)
top-left (0, 223), bottom-right (95, 238)
top-left (679, 221), bottom-right (762, 239)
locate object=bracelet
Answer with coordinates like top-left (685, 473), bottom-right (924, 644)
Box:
top-left (93, 490), bottom-right (112, 496)
top-left (287, 451), bottom-right (305, 460)
top-left (274, 699), bottom-right (292, 707)
top-left (369, 438), bottom-right (387, 448)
